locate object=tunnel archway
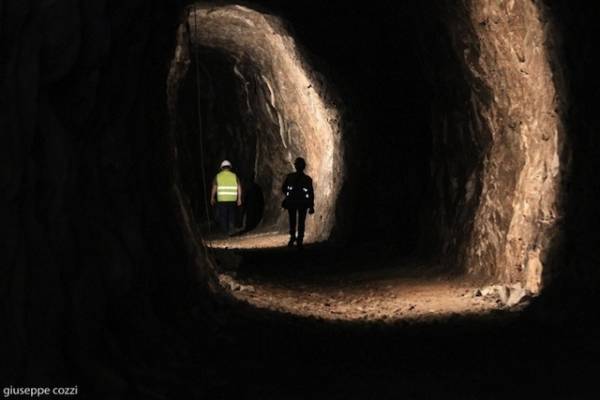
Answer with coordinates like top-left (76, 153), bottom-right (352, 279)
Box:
top-left (168, 1), bottom-right (566, 321)
top-left (168, 4), bottom-right (343, 245)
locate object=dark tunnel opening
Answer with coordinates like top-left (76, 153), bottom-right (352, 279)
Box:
top-left (178, 4), bottom-right (443, 253)
top-left (170, 3), bottom-right (454, 252)
top-left (177, 47), bottom-right (262, 232)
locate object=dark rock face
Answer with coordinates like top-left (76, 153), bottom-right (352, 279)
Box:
top-left (538, 0), bottom-right (600, 316)
top-left (173, 46), bottom-right (257, 227)
top-left (0, 0), bottom-right (201, 389)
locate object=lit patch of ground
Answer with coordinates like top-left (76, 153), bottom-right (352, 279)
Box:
top-left (208, 240), bottom-right (532, 323)
top-left (206, 232), bottom-right (289, 250)
top-left (220, 273), bottom-right (525, 322)
top-left (206, 232), bottom-right (315, 250)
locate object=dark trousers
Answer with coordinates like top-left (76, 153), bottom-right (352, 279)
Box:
top-left (215, 202), bottom-right (237, 235)
top-left (288, 207), bottom-right (308, 242)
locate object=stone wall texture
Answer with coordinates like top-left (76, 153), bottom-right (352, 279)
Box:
top-left (0, 0), bottom-right (203, 389)
top-left (445, 0), bottom-right (565, 290)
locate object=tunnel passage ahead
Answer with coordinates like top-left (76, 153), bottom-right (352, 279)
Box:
top-left (168, 1), bottom-right (566, 322)
top-left (169, 4), bottom-right (343, 243)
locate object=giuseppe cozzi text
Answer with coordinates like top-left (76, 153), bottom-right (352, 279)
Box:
top-left (3, 386), bottom-right (78, 398)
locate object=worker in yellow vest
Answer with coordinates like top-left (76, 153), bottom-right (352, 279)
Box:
top-left (210, 160), bottom-right (242, 235)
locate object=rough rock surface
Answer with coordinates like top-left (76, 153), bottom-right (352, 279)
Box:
top-left (0, 0), bottom-right (205, 389)
top-left (425, 1), bottom-right (565, 291)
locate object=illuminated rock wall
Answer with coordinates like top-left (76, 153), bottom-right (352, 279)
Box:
top-left (444, 1), bottom-right (565, 291)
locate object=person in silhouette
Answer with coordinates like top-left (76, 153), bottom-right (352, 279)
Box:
top-left (281, 157), bottom-right (314, 249)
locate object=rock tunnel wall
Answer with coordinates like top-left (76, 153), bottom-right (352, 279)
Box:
top-left (429, 1), bottom-right (565, 290)
top-left (412, 3), bottom-right (482, 265)
top-left (0, 0), bottom-right (206, 388)
top-left (169, 5), bottom-right (343, 241)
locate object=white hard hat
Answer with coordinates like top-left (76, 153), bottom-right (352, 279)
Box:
top-left (220, 160), bottom-right (232, 168)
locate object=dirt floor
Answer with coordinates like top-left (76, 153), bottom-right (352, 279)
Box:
top-left (183, 233), bottom-right (598, 399)
top-left (206, 233), bottom-right (531, 323)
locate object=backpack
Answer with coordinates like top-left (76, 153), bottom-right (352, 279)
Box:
top-left (282, 173), bottom-right (312, 209)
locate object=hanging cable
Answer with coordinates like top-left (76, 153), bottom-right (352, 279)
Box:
top-left (189, 10), bottom-right (212, 237)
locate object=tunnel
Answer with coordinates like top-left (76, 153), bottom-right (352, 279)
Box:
top-left (169, 5), bottom-right (343, 243)
top-left (169, 1), bottom-right (563, 306)
top-left (2, 0), bottom-right (599, 398)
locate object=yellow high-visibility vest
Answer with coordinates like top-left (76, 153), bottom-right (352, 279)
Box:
top-left (216, 170), bottom-right (238, 202)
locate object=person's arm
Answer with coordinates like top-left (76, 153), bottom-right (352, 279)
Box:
top-left (237, 177), bottom-right (243, 207)
top-left (210, 178), bottom-right (217, 206)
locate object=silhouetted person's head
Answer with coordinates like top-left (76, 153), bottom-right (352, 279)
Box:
top-left (294, 157), bottom-right (306, 172)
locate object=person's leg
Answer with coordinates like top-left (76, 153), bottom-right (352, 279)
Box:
top-left (226, 203), bottom-right (236, 235)
top-left (288, 208), bottom-right (297, 246)
top-left (215, 203), bottom-right (227, 234)
top-left (235, 201), bottom-right (243, 230)
top-left (297, 208), bottom-right (308, 247)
